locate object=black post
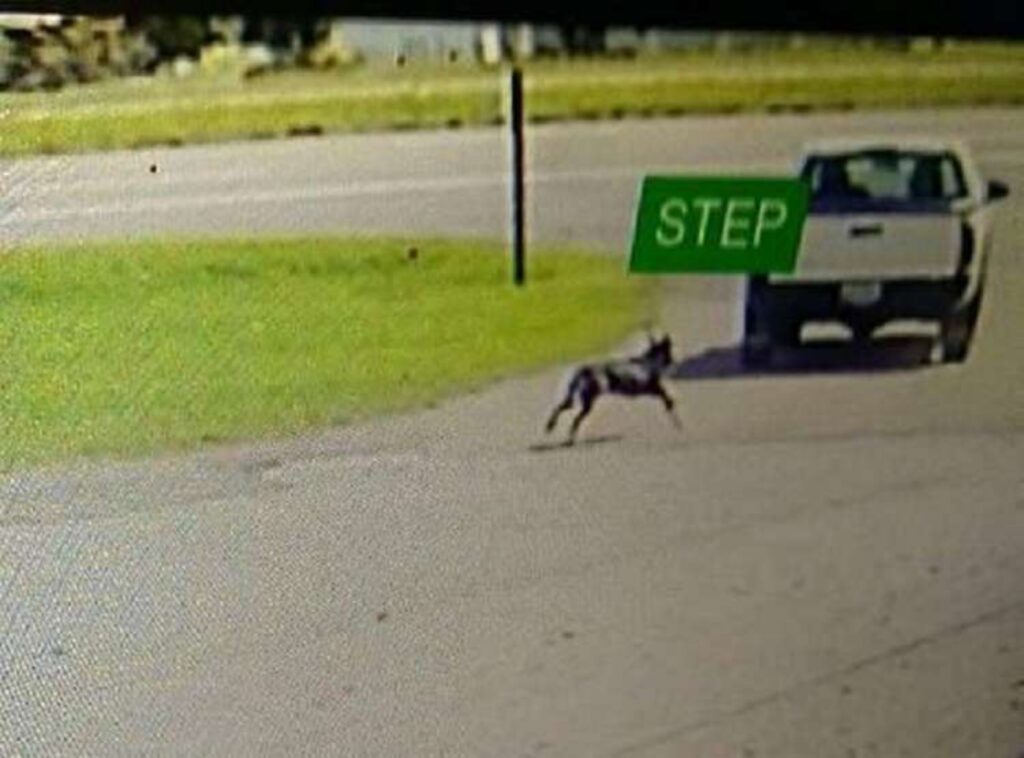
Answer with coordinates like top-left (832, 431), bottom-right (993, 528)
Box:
top-left (509, 66), bottom-right (526, 286)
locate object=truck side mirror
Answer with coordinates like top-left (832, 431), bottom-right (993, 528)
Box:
top-left (986, 180), bottom-right (1009, 202)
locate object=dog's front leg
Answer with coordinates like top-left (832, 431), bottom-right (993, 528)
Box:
top-left (655, 384), bottom-right (683, 429)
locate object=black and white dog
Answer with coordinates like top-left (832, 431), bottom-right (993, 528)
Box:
top-left (545, 333), bottom-right (681, 444)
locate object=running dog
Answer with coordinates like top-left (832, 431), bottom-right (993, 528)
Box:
top-left (544, 333), bottom-right (681, 444)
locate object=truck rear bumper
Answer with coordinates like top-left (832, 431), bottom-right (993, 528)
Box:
top-left (748, 276), bottom-right (967, 325)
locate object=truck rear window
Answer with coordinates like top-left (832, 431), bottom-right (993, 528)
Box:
top-left (802, 151), bottom-right (968, 204)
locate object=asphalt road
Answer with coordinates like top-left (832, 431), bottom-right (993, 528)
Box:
top-left (1, 109), bottom-right (1023, 756)
top-left (3, 107), bottom-right (1023, 247)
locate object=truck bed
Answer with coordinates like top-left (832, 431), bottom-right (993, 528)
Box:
top-left (772, 208), bottom-right (962, 283)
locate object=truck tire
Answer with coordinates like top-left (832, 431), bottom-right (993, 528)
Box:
top-left (741, 305), bottom-right (773, 368)
top-left (775, 319), bottom-right (802, 348)
top-left (939, 295), bottom-right (982, 364)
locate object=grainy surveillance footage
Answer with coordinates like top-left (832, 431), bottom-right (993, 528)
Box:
top-left (0, 17), bottom-right (1021, 756)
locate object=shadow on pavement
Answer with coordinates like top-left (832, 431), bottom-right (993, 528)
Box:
top-left (669, 336), bottom-right (936, 380)
top-left (528, 434), bottom-right (625, 453)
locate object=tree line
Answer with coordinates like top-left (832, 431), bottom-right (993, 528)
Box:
top-left (0, 16), bottom-right (340, 91)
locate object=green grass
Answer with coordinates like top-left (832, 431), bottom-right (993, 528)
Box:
top-left (0, 236), bottom-right (649, 470)
top-left (2, 45), bottom-right (1024, 156)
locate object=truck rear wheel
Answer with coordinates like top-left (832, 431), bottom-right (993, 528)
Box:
top-left (775, 320), bottom-right (802, 348)
top-left (741, 306), bottom-right (773, 368)
top-left (741, 340), bottom-right (772, 368)
top-left (939, 296), bottom-right (981, 364)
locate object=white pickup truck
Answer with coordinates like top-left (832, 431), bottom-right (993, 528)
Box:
top-left (742, 138), bottom-right (1010, 365)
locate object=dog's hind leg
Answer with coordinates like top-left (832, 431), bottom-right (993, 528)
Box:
top-left (567, 392), bottom-right (596, 445)
top-left (545, 370), bottom-right (584, 433)
top-left (545, 394), bottom-right (573, 433)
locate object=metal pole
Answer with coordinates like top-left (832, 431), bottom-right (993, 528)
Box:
top-left (509, 66), bottom-right (526, 286)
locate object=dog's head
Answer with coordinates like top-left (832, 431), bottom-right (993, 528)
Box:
top-left (643, 332), bottom-right (674, 371)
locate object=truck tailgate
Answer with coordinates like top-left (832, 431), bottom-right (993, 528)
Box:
top-left (773, 213), bottom-right (961, 282)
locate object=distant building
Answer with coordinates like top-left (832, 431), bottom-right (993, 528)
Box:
top-left (337, 22), bottom-right (714, 63)
top-left (0, 14), bottom-right (767, 92)
top-left (339, 20), bottom-right (483, 64)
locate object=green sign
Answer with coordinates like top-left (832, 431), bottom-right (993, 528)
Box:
top-left (629, 176), bottom-right (809, 274)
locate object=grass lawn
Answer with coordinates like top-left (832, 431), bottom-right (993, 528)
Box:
top-left (0, 236), bottom-right (650, 470)
top-left (2, 44), bottom-right (1024, 156)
